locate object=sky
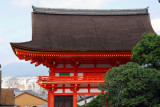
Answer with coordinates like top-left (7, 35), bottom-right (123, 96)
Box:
top-left (0, 0), bottom-right (160, 77)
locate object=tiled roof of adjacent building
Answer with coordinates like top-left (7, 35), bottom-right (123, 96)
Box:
top-left (14, 89), bottom-right (47, 101)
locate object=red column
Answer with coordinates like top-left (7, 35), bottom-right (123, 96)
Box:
top-left (106, 98), bottom-right (108, 107)
top-left (49, 68), bottom-right (55, 76)
top-left (73, 93), bottom-right (77, 107)
top-left (48, 91), bottom-right (54, 107)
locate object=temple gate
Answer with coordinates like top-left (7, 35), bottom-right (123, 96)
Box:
top-left (11, 6), bottom-right (154, 107)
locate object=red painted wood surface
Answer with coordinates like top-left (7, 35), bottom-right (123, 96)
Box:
top-left (15, 49), bottom-right (132, 107)
top-left (37, 75), bottom-right (104, 84)
top-left (48, 91), bottom-right (54, 107)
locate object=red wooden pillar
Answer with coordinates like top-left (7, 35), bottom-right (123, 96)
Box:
top-left (73, 93), bottom-right (77, 107)
top-left (49, 68), bottom-right (55, 76)
top-left (48, 91), bottom-right (54, 107)
top-left (106, 98), bottom-right (108, 107)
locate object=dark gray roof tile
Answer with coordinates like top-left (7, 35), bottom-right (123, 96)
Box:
top-left (11, 6), bottom-right (154, 52)
top-left (32, 6), bottom-right (149, 16)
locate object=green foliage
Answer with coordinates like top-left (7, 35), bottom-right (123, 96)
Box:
top-left (86, 94), bottom-right (106, 107)
top-left (77, 104), bottom-right (81, 107)
top-left (97, 33), bottom-right (160, 106)
top-left (103, 62), bottom-right (160, 107)
top-left (91, 33), bottom-right (160, 106)
top-left (131, 33), bottom-right (160, 70)
top-left (79, 94), bottom-right (106, 107)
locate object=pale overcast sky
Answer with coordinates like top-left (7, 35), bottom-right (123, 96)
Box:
top-left (0, 0), bottom-right (160, 76)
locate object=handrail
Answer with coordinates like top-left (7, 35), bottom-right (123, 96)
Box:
top-left (37, 76), bottom-right (104, 82)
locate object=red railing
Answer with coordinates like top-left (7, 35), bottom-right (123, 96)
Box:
top-left (37, 76), bottom-right (104, 84)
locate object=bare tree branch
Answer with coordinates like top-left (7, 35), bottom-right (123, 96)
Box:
top-left (79, 95), bottom-right (87, 106)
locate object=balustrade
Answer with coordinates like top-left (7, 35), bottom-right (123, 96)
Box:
top-left (37, 75), bottom-right (104, 84)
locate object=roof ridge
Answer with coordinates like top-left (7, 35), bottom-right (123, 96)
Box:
top-left (15, 90), bottom-right (47, 101)
top-left (32, 5), bottom-right (149, 16)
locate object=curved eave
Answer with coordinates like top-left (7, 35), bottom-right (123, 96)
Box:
top-left (13, 44), bottom-right (132, 68)
top-left (11, 42), bottom-right (132, 56)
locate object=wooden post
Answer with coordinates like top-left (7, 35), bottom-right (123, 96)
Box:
top-left (106, 98), bottom-right (108, 107)
top-left (73, 93), bottom-right (77, 107)
top-left (49, 68), bottom-right (55, 76)
top-left (48, 91), bottom-right (54, 107)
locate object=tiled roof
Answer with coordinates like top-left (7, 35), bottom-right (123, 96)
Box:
top-left (11, 6), bottom-right (154, 52)
top-left (32, 6), bottom-right (149, 16)
top-left (14, 90), bottom-right (47, 101)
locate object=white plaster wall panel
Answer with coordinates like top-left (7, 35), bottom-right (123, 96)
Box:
top-left (86, 73), bottom-right (104, 76)
top-left (54, 89), bottom-right (63, 93)
top-left (70, 73), bottom-right (74, 76)
top-left (77, 89), bottom-right (88, 93)
top-left (90, 89), bottom-right (101, 93)
top-left (90, 84), bottom-right (98, 87)
top-left (55, 73), bottom-right (59, 76)
top-left (96, 64), bottom-right (111, 68)
top-left (65, 84), bottom-right (71, 87)
top-left (80, 84), bottom-right (88, 87)
top-left (79, 64), bottom-right (94, 68)
top-left (78, 73), bottom-right (83, 76)
top-left (65, 89), bottom-right (73, 93)
top-left (66, 64), bottom-right (73, 68)
top-left (56, 64), bottom-right (64, 68)
top-left (57, 84), bottom-right (63, 87)
top-left (78, 73), bottom-right (83, 80)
